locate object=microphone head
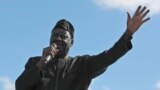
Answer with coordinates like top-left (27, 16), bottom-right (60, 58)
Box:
top-left (44, 43), bottom-right (59, 63)
top-left (46, 55), bottom-right (52, 61)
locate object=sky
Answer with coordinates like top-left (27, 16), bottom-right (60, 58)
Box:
top-left (0, 0), bottom-right (160, 90)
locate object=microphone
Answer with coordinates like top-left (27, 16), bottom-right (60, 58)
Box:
top-left (45, 55), bottom-right (52, 63)
top-left (45, 44), bottom-right (58, 63)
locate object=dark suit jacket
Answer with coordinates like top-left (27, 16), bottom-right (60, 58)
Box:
top-left (16, 33), bottom-right (132, 90)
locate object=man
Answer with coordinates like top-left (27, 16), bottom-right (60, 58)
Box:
top-left (16, 6), bottom-right (150, 90)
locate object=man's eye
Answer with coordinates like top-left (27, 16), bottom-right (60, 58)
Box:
top-left (54, 34), bottom-right (58, 37)
top-left (61, 35), bottom-right (68, 39)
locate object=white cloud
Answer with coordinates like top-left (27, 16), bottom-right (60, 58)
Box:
top-left (0, 77), bottom-right (15, 90)
top-left (93, 0), bottom-right (160, 15)
top-left (155, 81), bottom-right (160, 90)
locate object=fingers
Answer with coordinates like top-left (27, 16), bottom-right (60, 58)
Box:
top-left (43, 46), bottom-right (58, 58)
top-left (142, 17), bottom-right (150, 24)
top-left (127, 12), bottom-right (131, 20)
top-left (140, 6), bottom-right (150, 23)
top-left (126, 5), bottom-right (150, 33)
top-left (139, 6), bottom-right (146, 15)
top-left (142, 9), bottom-right (150, 18)
top-left (132, 5), bottom-right (150, 23)
top-left (134, 5), bottom-right (141, 16)
top-left (127, 12), bottom-right (131, 23)
top-left (133, 6), bottom-right (150, 19)
top-left (138, 5), bottom-right (150, 19)
top-left (51, 46), bottom-right (58, 56)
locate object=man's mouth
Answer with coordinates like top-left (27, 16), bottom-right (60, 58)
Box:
top-left (55, 42), bottom-right (63, 51)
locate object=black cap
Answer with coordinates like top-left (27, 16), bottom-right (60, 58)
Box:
top-left (52, 19), bottom-right (74, 39)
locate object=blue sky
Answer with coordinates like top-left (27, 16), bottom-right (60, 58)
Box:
top-left (0, 0), bottom-right (160, 90)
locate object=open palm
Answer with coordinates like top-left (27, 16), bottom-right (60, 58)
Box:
top-left (127, 6), bottom-right (150, 34)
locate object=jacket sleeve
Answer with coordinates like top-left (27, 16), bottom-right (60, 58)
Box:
top-left (15, 57), bottom-right (42, 90)
top-left (85, 33), bottom-right (132, 78)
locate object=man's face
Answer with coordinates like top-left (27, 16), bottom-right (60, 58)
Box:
top-left (50, 28), bottom-right (73, 57)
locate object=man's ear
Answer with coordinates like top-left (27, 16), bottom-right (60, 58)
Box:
top-left (70, 39), bottom-right (74, 46)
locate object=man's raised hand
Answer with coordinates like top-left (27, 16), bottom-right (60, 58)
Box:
top-left (126, 5), bottom-right (150, 35)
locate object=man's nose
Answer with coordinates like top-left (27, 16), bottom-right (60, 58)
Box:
top-left (55, 35), bottom-right (62, 41)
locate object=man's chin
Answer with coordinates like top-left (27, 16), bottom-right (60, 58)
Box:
top-left (55, 53), bottom-right (65, 58)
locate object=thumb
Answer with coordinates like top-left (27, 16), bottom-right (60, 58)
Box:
top-left (127, 12), bottom-right (131, 24)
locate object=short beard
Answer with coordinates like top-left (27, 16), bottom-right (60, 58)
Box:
top-left (55, 47), bottom-right (70, 59)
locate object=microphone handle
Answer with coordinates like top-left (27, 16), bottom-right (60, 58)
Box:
top-left (44, 44), bottom-right (58, 63)
top-left (45, 55), bottom-right (52, 63)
